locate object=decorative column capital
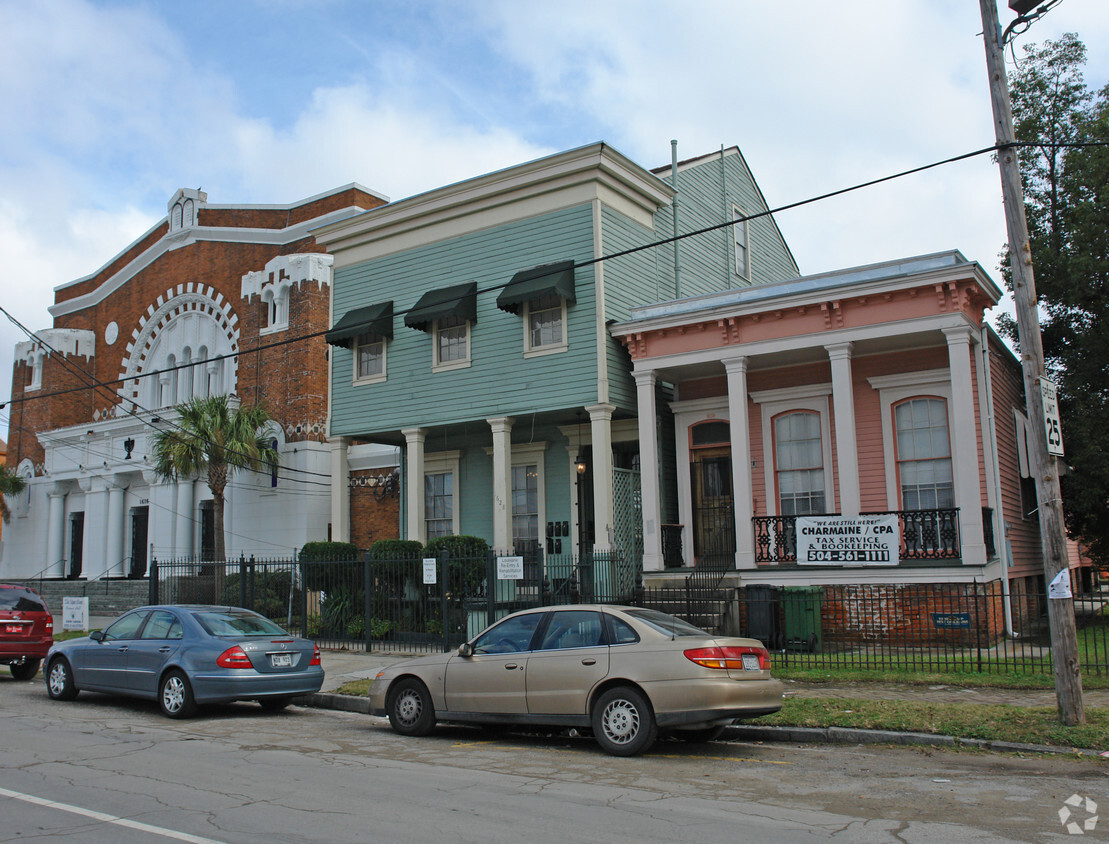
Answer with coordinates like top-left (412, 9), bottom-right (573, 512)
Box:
top-left (721, 355), bottom-right (749, 375)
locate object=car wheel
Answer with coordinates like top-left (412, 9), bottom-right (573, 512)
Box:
top-left (10, 658), bottom-right (41, 681)
top-left (673, 725), bottom-right (726, 743)
top-left (159, 670), bottom-right (197, 719)
top-left (259, 696), bottom-right (292, 711)
top-left (592, 686), bottom-right (658, 757)
top-left (386, 678), bottom-right (436, 737)
top-left (46, 657), bottom-right (78, 701)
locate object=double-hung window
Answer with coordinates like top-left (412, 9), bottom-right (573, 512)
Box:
top-left (434, 316), bottom-right (469, 369)
top-left (511, 463), bottom-right (540, 547)
top-left (526, 294), bottom-right (565, 352)
top-left (354, 332), bottom-right (386, 382)
top-left (774, 411), bottom-right (826, 516)
top-left (895, 397), bottom-right (954, 510)
top-left (425, 471), bottom-right (454, 539)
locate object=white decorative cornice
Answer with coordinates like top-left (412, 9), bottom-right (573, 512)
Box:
top-left (241, 253), bottom-right (334, 301)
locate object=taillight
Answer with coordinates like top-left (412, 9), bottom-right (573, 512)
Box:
top-left (310, 643), bottom-right (321, 666)
top-left (217, 645), bottom-right (253, 668)
top-left (684, 646), bottom-right (770, 670)
top-left (45, 620), bottom-right (53, 630)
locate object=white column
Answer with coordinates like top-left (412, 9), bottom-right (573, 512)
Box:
top-left (330, 437), bottom-right (350, 543)
top-left (403, 428), bottom-right (426, 544)
top-left (586, 403), bottom-right (616, 551)
top-left (174, 479), bottom-right (195, 558)
top-left (487, 417), bottom-right (515, 553)
top-left (943, 326), bottom-right (987, 565)
top-left (46, 483), bottom-right (68, 578)
top-left (81, 477), bottom-right (110, 580)
top-left (633, 371), bottom-right (664, 571)
top-left (105, 478), bottom-right (128, 577)
top-left (144, 471), bottom-right (175, 561)
top-left (723, 357), bottom-right (756, 569)
top-left (826, 342), bottom-right (861, 516)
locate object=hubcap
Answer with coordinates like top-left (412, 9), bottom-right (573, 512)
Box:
top-left (48, 664), bottom-right (66, 695)
top-left (163, 677), bottom-right (185, 712)
top-left (602, 699), bottom-right (640, 744)
top-left (396, 690), bottom-right (421, 725)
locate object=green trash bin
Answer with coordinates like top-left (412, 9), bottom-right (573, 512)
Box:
top-left (783, 586), bottom-right (823, 653)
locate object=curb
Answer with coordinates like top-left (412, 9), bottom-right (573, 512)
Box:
top-left (299, 693), bottom-right (1103, 758)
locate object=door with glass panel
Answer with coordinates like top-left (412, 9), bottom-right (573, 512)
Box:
top-left (689, 421), bottom-right (735, 567)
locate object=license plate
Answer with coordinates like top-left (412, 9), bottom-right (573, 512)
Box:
top-left (741, 653), bottom-right (760, 671)
top-left (4, 624), bottom-right (23, 635)
top-left (270, 653), bottom-right (293, 668)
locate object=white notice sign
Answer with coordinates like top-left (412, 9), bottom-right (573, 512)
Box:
top-left (497, 556), bottom-right (524, 580)
top-left (62, 596), bottom-right (89, 631)
top-left (422, 558), bottom-right (437, 585)
top-left (1040, 378), bottom-right (1065, 457)
top-left (796, 515), bottom-right (900, 566)
top-left (1048, 569), bottom-right (1073, 600)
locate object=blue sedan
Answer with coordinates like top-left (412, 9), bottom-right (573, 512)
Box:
top-left (44, 605), bottom-right (324, 718)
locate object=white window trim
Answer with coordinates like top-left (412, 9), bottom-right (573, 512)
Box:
top-left (750, 385), bottom-right (834, 517)
top-left (352, 334), bottom-right (387, 385)
top-left (424, 451), bottom-right (461, 536)
top-left (732, 204), bottom-right (750, 280)
top-left (522, 298), bottom-right (568, 358)
top-left (867, 369), bottom-right (954, 511)
top-left (431, 318), bottom-right (472, 372)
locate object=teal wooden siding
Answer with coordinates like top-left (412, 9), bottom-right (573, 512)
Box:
top-left (330, 205), bottom-right (600, 438)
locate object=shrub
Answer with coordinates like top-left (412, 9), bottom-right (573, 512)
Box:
top-left (424, 535), bottom-right (489, 597)
top-left (300, 541), bottom-right (362, 592)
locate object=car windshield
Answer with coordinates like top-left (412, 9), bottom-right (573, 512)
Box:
top-left (0, 588), bottom-right (46, 612)
top-left (622, 608), bottom-right (707, 637)
top-left (193, 610), bottom-right (288, 637)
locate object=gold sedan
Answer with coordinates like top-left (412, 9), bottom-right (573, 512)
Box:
top-left (369, 605), bottom-right (783, 756)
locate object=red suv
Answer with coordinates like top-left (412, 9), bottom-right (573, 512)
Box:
top-left (0, 584), bottom-right (54, 680)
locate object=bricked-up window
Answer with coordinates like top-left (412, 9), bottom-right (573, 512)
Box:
top-left (525, 294), bottom-right (565, 352)
top-left (773, 411), bottom-right (825, 516)
top-left (512, 463), bottom-right (539, 545)
top-left (434, 316), bottom-right (469, 368)
top-left (425, 471), bottom-right (453, 539)
top-left (895, 397), bottom-right (954, 510)
top-left (354, 333), bottom-right (385, 381)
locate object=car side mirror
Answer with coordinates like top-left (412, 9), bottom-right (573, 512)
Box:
top-left (457, 642), bottom-right (474, 658)
top-left (89, 630), bottom-right (104, 643)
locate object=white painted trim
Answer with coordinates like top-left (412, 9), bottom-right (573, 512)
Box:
top-left (754, 394), bottom-right (835, 518)
top-left (872, 378), bottom-right (954, 512)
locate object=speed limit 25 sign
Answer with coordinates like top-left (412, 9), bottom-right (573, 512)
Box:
top-left (1040, 378), bottom-right (1065, 457)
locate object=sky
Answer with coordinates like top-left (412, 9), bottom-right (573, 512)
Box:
top-left (3, 0), bottom-right (1109, 418)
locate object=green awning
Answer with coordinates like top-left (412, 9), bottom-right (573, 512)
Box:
top-left (496, 260), bottom-right (575, 315)
top-left (325, 301), bottom-right (393, 348)
top-left (404, 282), bottom-right (478, 332)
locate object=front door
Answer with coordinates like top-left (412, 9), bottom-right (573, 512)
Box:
top-left (690, 448), bottom-right (736, 566)
top-left (130, 507), bottom-right (149, 579)
top-left (68, 513), bottom-right (85, 580)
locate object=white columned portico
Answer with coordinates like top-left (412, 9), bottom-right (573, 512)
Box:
top-left (403, 428), bottom-right (427, 544)
top-left (943, 325), bottom-right (987, 564)
top-left (586, 403), bottom-right (616, 551)
top-left (81, 477), bottom-right (110, 579)
top-left (46, 483), bottom-right (68, 578)
top-left (826, 342), bottom-right (861, 515)
top-left (487, 417), bottom-right (515, 553)
top-left (174, 479), bottom-right (195, 558)
top-left (633, 371), bottom-right (664, 571)
top-left (723, 356), bottom-right (756, 569)
top-left (105, 478), bottom-right (128, 578)
top-left (329, 437), bottom-right (350, 542)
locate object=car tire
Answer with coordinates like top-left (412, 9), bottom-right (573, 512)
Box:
top-left (10, 658), bottom-right (41, 681)
top-left (386, 678), bottom-right (436, 737)
top-left (259, 696), bottom-right (292, 712)
top-left (46, 657), bottom-right (78, 701)
top-left (159, 670), bottom-right (197, 719)
top-left (592, 686), bottom-right (658, 757)
top-left (672, 725), bottom-right (726, 743)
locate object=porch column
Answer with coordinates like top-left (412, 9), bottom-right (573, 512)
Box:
top-left (144, 471), bottom-right (175, 560)
top-left (633, 370), bottom-right (664, 572)
top-left (80, 477), bottom-right (109, 580)
top-left (487, 417), bottom-right (515, 553)
top-left (586, 403), bottom-right (616, 551)
top-left (46, 483), bottom-right (68, 578)
top-left (105, 478), bottom-right (128, 578)
top-left (174, 478), bottom-right (195, 558)
top-left (943, 326), bottom-right (987, 565)
top-left (723, 356), bottom-right (756, 569)
top-left (402, 428), bottom-right (426, 544)
top-left (826, 342), bottom-right (861, 515)
top-left (329, 437), bottom-right (350, 543)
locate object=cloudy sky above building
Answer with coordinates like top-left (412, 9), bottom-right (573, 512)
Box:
top-left (3, 0), bottom-right (1109, 414)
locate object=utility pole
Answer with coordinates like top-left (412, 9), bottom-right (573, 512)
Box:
top-left (978, 0), bottom-right (1084, 724)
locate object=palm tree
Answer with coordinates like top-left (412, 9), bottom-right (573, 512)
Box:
top-left (151, 394), bottom-right (279, 563)
top-left (0, 465), bottom-right (28, 523)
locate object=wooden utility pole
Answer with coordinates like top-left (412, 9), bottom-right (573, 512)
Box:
top-left (978, 0), bottom-right (1084, 724)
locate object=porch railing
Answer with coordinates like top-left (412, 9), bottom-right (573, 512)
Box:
top-left (753, 508), bottom-right (961, 564)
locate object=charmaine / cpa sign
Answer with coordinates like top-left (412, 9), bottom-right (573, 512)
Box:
top-left (796, 515), bottom-right (900, 566)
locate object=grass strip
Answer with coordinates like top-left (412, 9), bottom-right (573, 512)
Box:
top-left (773, 665), bottom-right (1109, 690)
top-left (760, 697), bottom-right (1109, 750)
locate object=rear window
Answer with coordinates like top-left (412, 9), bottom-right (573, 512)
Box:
top-left (0, 587), bottom-right (47, 613)
top-left (193, 610), bottom-right (288, 637)
top-left (622, 609), bottom-right (707, 637)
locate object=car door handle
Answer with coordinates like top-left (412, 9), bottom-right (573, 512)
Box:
top-left (117, 646), bottom-right (129, 653)
top-left (159, 647), bottom-right (172, 653)
top-left (581, 658), bottom-right (596, 665)
top-left (505, 663), bottom-right (518, 670)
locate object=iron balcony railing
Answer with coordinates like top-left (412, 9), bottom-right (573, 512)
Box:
top-left (753, 508), bottom-right (962, 565)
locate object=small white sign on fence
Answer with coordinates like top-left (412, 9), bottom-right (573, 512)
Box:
top-left (497, 556), bottom-right (524, 580)
top-left (62, 596), bottom-right (89, 631)
top-left (422, 558), bottom-right (437, 585)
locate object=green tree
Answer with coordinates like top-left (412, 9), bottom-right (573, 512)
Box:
top-left (0, 465), bottom-right (28, 523)
top-left (1004, 34), bottom-right (1109, 567)
top-left (151, 394), bottom-right (279, 561)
